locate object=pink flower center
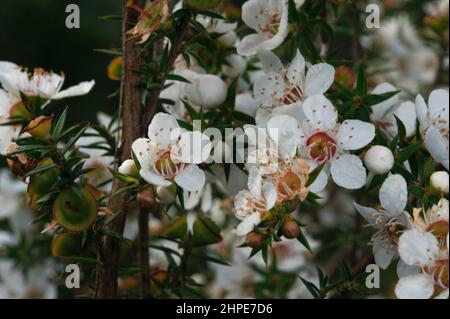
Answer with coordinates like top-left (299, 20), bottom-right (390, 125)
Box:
top-left (153, 149), bottom-right (184, 179)
top-left (305, 131), bottom-right (338, 163)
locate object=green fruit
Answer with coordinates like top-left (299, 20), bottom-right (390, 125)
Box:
top-left (186, 0), bottom-right (221, 10)
top-left (191, 215), bottom-right (222, 247)
top-left (53, 187), bottom-right (98, 232)
top-left (27, 158), bottom-right (60, 196)
top-left (51, 233), bottom-right (82, 257)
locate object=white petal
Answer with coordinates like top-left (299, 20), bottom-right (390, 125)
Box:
top-left (177, 131), bottom-right (211, 164)
top-left (235, 213), bottom-right (261, 236)
top-left (140, 168), bottom-right (171, 187)
top-left (131, 138), bottom-right (157, 169)
top-left (302, 95), bottom-right (337, 131)
top-left (258, 50), bottom-right (283, 74)
top-left (262, 181), bottom-right (277, 210)
top-left (267, 115), bottom-right (301, 160)
top-left (337, 119), bottom-right (375, 150)
top-left (395, 274), bottom-right (435, 299)
top-left (353, 202), bottom-right (385, 227)
top-left (398, 229), bottom-right (440, 266)
top-left (148, 112), bottom-right (180, 147)
top-left (394, 101), bottom-right (417, 138)
top-left (307, 163), bottom-right (329, 193)
top-left (330, 154), bottom-right (366, 189)
top-left (425, 126), bottom-right (449, 170)
top-left (373, 235), bottom-right (396, 270)
top-left (286, 50), bottom-right (306, 87)
top-left (397, 259), bottom-right (420, 278)
top-left (235, 93), bottom-right (258, 117)
top-left (428, 89), bottom-right (449, 123)
top-left (236, 34), bottom-right (267, 57)
top-left (434, 289), bottom-right (449, 299)
top-left (379, 174), bottom-right (407, 215)
top-left (370, 82), bottom-right (399, 121)
top-left (253, 72), bottom-right (285, 106)
top-left (52, 80), bottom-right (95, 99)
top-left (415, 94), bottom-right (429, 128)
top-left (304, 63), bottom-right (335, 97)
top-left (248, 166), bottom-right (262, 198)
top-left (175, 165), bottom-right (206, 192)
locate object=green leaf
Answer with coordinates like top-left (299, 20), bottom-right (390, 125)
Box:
top-left (296, 229), bottom-right (312, 252)
top-left (394, 115), bottom-right (406, 142)
top-left (362, 91), bottom-right (400, 107)
top-left (61, 124), bottom-right (89, 155)
top-left (299, 276), bottom-right (320, 299)
top-left (23, 163), bottom-right (58, 178)
top-left (52, 108), bottom-right (68, 140)
top-left (397, 142), bottom-right (422, 162)
top-left (109, 169), bottom-right (139, 184)
top-left (191, 253), bottom-right (230, 266)
top-left (355, 62), bottom-right (367, 96)
top-left (166, 74), bottom-right (192, 83)
top-left (306, 163), bottom-right (325, 187)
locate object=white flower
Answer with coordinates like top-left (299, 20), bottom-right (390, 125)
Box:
top-left (364, 145), bottom-right (395, 175)
top-left (354, 174), bottom-right (412, 269)
top-left (235, 93), bottom-right (258, 117)
top-left (222, 54), bottom-right (247, 78)
top-left (132, 113), bottom-right (211, 192)
top-left (253, 50), bottom-right (335, 124)
top-left (237, 0), bottom-right (289, 56)
top-left (0, 62), bottom-right (94, 105)
top-left (430, 171), bottom-right (449, 194)
top-left (416, 89), bottom-right (449, 170)
top-left (395, 198), bottom-right (449, 299)
top-left (234, 166), bottom-right (277, 236)
top-left (268, 96), bottom-right (375, 190)
top-left (370, 83), bottom-right (417, 138)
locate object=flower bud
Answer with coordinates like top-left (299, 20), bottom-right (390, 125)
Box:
top-left (430, 171), bottom-right (449, 194)
top-left (186, 0), bottom-right (221, 10)
top-left (156, 184), bottom-right (176, 205)
top-left (282, 220), bottom-right (301, 239)
top-left (364, 145), bottom-right (395, 175)
top-left (25, 116), bottom-right (52, 139)
top-left (191, 215), bottom-right (222, 247)
top-left (184, 74), bottom-right (228, 109)
top-left (245, 232), bottom-right (265, 248)
top-left (335, 66), bottom-right (356, 89)
top-left (107, 56), bottom-right (122, 81)
top-left (137, 186), bottom-right (158, 210)
top-left (118, 159), bottom-right (138, 175)
top-left (9, 101), bottom-right (32, 120)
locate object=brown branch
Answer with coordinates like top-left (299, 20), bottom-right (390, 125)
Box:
top-left (94, 0), bottom-right (145, 299)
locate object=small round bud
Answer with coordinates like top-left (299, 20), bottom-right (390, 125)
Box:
top-left (156, 184), bottom-right (177, 205)
top-left (430, 171), bottom-right (449, 194)
top-left (364, 145), bottom-right (395, 175)
top-left (118, 159), bottom-right (138, 175)
top-left (137, 187), bottom-right (157, 210)
top-left (25, 116), bottom-right (52, 139)
top-left (335, 66), bottom-right (356, 89)
top-left (282, 220), bottom-right (301, 239)
top-left (245, 232), bottom-right (265, 248)
top-left (184, 74), bottom-right (228, 109)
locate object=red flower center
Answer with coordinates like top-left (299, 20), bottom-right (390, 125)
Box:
top-left (305, 131), bottom-right (338, 163)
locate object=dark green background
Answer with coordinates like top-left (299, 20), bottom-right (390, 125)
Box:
top-left (0, 0), bottom-right (122, 122)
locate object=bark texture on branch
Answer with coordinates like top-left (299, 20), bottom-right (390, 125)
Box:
top-left (94, 0), bottom-right (145, 299)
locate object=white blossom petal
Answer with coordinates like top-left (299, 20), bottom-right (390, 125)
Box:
top-left (337, 120), bottom-right (375, 150)
top-left (140, 168), bottom-right (171, 187)
top-left (330, 154), bottom-right (366, 189)
top-left (379, 174), bottom-right (407, 215)
top-left (235, 213), bottom-right (261, 236)
top-left (302, 95), bottom-right (337, 131)
top-left (395, 274), bottom-right (435, 299)
top-left (304, 63), bottom-right (335, 97)
top-left (398, 229), bottom-right (439, 266)
top-left (425, 126), bottom-right (449, 170)
top-left (175, 164), bottom-right (206, 192)
top-left (52, 80), bottom-right (95, 99)
top-left (148, 112), bottom-right (180, 147)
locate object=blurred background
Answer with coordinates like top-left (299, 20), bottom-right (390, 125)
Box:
top-left (0, 0), bottom-right (122, 123)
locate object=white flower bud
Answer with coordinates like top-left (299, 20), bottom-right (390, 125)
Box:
top-left (430, 171), bottom-right (449, 194)
top-left (184, 74), bottom-right (228, 109)
top-left (364, 145), bottom-right (395, 175)
top-left (222, 54), bottom-right (247, 78)
top-left (218, 31), bottom-right (238, 47)
top-left (118, 159), bottom-right (137, 175)
top-left (156, 184), bottom-right (177, 205)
